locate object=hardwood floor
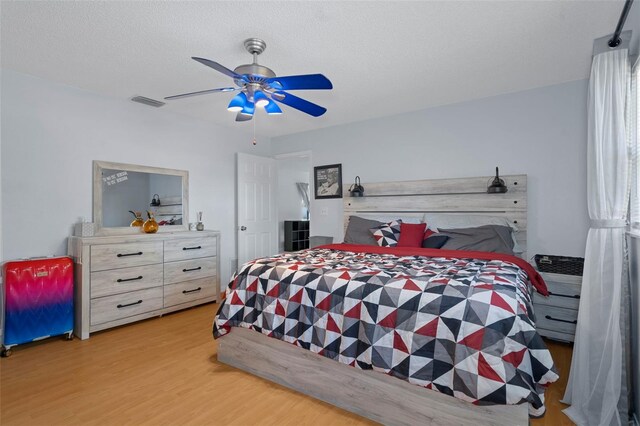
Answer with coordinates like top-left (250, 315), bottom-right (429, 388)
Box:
top-left (1, 303), bottom-right (575, 425)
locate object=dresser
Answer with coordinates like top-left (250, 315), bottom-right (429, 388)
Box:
top-left (68, 231), bottom-right (220, 339)
top-left (533, 271), bottom-right (582, 342)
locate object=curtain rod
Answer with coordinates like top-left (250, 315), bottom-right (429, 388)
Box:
top-left (608, 0), bottom-right (635, 47)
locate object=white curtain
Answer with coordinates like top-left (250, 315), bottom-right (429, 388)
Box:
top-left (631, 61), bottom-right (640, 232)
top-left (562, 47), bottom-right (631, 425)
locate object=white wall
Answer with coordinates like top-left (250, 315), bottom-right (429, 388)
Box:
top-left (272, 79), bottom-right (590, 258)
top-left (276, 154), bottom-right (310, 251)
top-left (1, 69), bottom-right (272, 289)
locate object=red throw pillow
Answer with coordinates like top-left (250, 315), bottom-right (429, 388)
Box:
top-left (397, 223), bottom-right (427, 247)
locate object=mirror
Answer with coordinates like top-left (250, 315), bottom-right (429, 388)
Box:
top-left (93, 161), bottom-right (189, 235)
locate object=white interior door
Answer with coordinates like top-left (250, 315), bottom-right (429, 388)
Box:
top-left (237, 152), bottom-right (277, 266)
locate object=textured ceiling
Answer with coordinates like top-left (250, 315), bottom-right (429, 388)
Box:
top-left (0, 1), bottom-right (623, 137)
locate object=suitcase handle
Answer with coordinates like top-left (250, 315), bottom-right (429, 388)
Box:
top-left (548, 291), bottom-right (580, 299)
top-left (182, 287), bottom-right (202, 294)
top-left (545, 315), bottom-right (577, 325)
top-left (182, 246), bottom-right (202, 251)
top-left (117, 300), bottom-right (143, 308)
top-left (117, 251), bottom-right (143, 257)
top-left (117, 276), bottom-right (143, 283)
top-left (183, 266), bottom-right (202, 272)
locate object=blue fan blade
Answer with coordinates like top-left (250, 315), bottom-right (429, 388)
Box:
top-left (273, 91), bottom-right (327, 117)
top-left (192, 57), bottom-right (240, 79)
top-left (267, 74), bottom-right (333, 90)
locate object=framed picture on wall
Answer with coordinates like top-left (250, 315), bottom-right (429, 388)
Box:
top-left (314, 164), bottom-right (343, 199)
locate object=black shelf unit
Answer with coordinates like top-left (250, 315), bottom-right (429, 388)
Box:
top-left (284, 220), bottom-right (310, 252)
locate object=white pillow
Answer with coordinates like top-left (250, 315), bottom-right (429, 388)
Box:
top-left (421, 214), bottom-right (523, 253)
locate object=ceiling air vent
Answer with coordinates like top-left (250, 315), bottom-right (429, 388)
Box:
top-left (131, 96), bottom-right (165, 108)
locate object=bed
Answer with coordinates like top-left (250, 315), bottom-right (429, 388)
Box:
top-left (214, 174), bottom-right (558, 426)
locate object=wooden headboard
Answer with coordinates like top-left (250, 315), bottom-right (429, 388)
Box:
top-left (342, 174), bottom-right (527, 256)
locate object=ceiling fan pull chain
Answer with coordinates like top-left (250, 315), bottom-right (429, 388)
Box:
top-left (253, 111), bottom-right (257, 146)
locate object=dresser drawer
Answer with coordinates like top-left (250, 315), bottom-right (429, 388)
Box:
top-left (91, 264), bottom-right (163, 298)
top-left (91, 242), bottom-right (163, 272)
top-left (534, 304), bottom-right (578, 335)
top-left (164, 257), bottom-right (216, 284)
top-left (163, 236), bottom-right (217, 262)
top-left (534, 280), bottom-right (581, 310)
top-left (164, 277), bottom-right (217, 307)
top-left (90, 287), bottom-right (163, 326)
top-left (537, 327), bottom-right (575, 343)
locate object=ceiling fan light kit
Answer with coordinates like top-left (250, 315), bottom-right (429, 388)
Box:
top-left (227, 92), bottom-right (247, 112)
top-left (241, 101), bottom-right (255, 116)
top-left (253, 90), bottom-right (270, 108)
top-left (264, 101), bottom-right (282, 115)
top-left (166, 38), bottom-right (333, 122)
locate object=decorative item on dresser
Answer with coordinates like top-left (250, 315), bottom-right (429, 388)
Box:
top-left (68, 231), bottom-right (220, 339)
top-left (142, 211), bottom-right (159, 234)
top-left (74, 220), bottom-right (95, 237)
top-left (284, 220), bottom-right (309, 251)
top-left (129, 211), bottom-right (144, 227)
top-left (533, 270), bottom-right (582, 342)
top-left (196, 211), bottom-right (204, 231)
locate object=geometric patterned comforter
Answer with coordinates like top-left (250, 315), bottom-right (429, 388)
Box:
top-left (213, 244), bottom-right (558, 409)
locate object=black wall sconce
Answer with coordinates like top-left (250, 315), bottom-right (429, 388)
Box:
top-left (487, 167), bottom-right (508, 193)
top-left (349, 176), bottom-right (365, 197)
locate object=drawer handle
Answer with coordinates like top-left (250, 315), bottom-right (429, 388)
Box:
top-left (183, 266), bottom-right (202, 272)
top-left (545, 315), bottom-right (577, 325)
top-left (117, 300), bottom-right (143, 308)
top-left (117, 251), bottom-right (143, 257)
top-left (182, 287), bottom-right (202, 294)
top-left (183, 246), bottom-right (202, 251)
top-left (548, 291), bottom-right (580, 299)
top-left (117, 275), bottom-right (143, 283)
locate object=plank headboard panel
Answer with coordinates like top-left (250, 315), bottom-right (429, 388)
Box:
top-left (342, 174), bottom-right (527, 257)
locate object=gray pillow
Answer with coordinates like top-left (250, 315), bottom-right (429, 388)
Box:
top-left (439, 225), bottom-right (515, 255)
top-left (344, 216), bottom-right (383, 245)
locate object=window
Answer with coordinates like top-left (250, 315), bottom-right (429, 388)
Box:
top-left (631, 58), bottom-right (639, 233)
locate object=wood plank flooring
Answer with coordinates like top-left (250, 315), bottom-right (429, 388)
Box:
top-left (0, 303), bottom-right (575, 425)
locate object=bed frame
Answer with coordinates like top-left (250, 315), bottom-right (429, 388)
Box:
top-left (218, 174), bottom-right (529, 426)
top-left (343, 174), bottom-right (527, 258)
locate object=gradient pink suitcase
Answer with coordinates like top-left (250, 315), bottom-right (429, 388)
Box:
top-left (2, 257), bottom-right (74, 356)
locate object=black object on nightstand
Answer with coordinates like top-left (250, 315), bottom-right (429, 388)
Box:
top-left (532, 255), bottom-right (584, 343)
top-left (534, 254), bottom-right (584, 276)
top-left (284, 221), bottom-right (310, 252)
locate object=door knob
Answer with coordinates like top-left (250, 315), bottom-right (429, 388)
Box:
top-left (240, 226), bottom-right (247, 231)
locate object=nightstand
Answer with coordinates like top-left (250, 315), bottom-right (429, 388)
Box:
top-left (533, 271), bottom-right (582, 342)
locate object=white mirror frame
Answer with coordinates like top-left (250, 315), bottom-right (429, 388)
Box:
top-left (93, 160), bottom-right (189, 236)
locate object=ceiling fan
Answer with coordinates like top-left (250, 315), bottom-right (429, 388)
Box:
top-left (165, 38), bottom-right (333, 122)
